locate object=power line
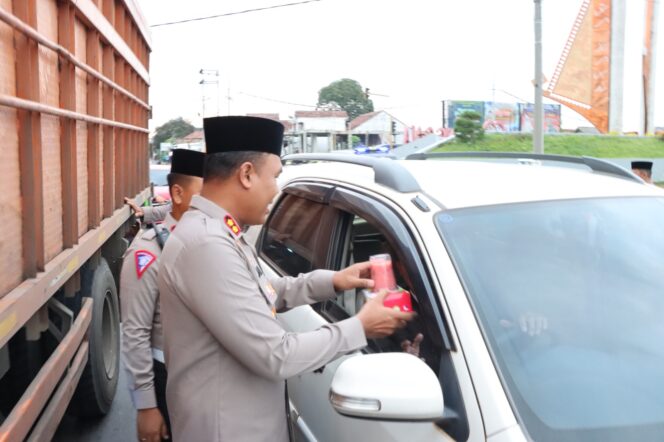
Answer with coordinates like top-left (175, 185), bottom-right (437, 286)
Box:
top-left (150, 0), bottom-right (322, 28)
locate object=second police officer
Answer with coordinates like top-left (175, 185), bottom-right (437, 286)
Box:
top-left (121, 148), bottom-right (205, 442)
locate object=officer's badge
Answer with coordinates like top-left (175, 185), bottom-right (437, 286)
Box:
top-left (134, 250), bottom-right (157, 279)
top-left (224, 215), bottom-right (241, 236)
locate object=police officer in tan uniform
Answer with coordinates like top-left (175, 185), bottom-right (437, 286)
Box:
top-left (157, 116), bottom-right (414, 442)
top-left (120, 149), bottom-right (205, 442)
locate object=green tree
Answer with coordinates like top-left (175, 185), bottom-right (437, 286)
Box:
top-left (318, 78), bottom-right (374, 121)
top-left (454, 111), bottom-right (484, 144)
top-left (151, 117), bottom-right (195, 156)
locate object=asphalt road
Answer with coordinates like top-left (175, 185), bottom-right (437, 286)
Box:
top-left (53, 354), bottom-right (136, 441)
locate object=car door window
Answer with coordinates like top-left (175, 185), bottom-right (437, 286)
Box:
top-left (260, 193), bottom-right (335, 277)
top-left (320, 214), bottom-right (437, 362)
top-left (268, 184), bottom-right (470, 442)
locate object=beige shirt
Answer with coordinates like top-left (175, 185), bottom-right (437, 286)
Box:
top-left (157, 195), bottom-right (367, 442)
top-left (121, 213), bottom-right (177, 409)
top-left (142, 202), bottom-right (172, 225)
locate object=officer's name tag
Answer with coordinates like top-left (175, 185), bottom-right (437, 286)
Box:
top-left (265, 281), bottom-right (278, 305)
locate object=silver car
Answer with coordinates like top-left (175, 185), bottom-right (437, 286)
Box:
top-left (256, 153), bottom-right (664, 442)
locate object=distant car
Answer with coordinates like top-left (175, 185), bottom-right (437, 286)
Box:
top-left (353, 144), bottom-right (390, 155)
top-left (149, 164), bottom-right (170, 201)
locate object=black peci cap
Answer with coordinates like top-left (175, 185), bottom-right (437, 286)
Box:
top-left (631, 161), bottom-right (653, 172)
top-left (203, 116), bottom-right (284, 156)
top-left (170, 149), bottom-right (206, 177)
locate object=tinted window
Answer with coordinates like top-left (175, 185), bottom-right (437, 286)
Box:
top-left (261, 194), bottom-right (328, 277)
top-left (437, 197), bottom-right (664, 442)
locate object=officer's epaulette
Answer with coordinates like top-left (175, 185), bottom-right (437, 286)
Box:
top-left (223, 215), bottom-right (242, 237)
top-left (205, 218), bottom-right (233, 240)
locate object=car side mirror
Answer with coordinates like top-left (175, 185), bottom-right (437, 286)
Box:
top-left (329, 353), bottom-right (444, 421)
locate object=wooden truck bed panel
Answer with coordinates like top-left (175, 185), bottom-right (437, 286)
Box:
top-left (0, 0), bottom-right (12, 92)
top-left (38, 0), bottom-right (63, 263)
top-left (76, 120), bottom-right (89, 238)
top-left (0, 105), bottom-right (22, 297)
top-left (42, 114), bottom-right (64, 263)
top-left (0, 0), bottom-right (22, 297)
top-left (0, 0), bottom-right (150, 299)
top-left (75, 18), bottom-right (89, 237)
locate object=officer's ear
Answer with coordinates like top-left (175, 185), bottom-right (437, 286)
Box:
top-left (170, 183), bottom-right (184, 204)
top-left (238, 161), bottom-right (255, 189)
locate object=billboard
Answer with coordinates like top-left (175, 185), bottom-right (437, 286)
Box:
top-left (448, 101), bottom-right (562, 133)
top-left (447, 101), bottom-right (485, 128)
top-left (519, 103), bottom-right (562, 133)
top-left (483, 102), bottom-right (520, 133)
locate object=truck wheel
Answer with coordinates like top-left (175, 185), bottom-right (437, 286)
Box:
top-left (69, 258), bottom-right (120, 417)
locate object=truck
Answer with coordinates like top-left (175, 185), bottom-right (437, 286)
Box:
top-left (0, 0), bottom-right (150, 440)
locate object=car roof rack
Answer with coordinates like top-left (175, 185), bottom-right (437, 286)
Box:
top-left (406, 152), bottom-right (644, 184)
top-left (282, 153), bottom-right (421, 193)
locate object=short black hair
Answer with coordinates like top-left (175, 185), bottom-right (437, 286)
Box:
top-left (204, 151), bottom-right (268, 182)
top-left (166, 172), bottom-right (195, 190)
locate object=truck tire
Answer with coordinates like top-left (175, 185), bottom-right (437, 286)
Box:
top-left (69, 258), bottom-right (120, 417)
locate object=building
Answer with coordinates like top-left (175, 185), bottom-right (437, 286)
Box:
top-left (246, 113), bottom-right (280, 121)
top-left (349, 111), bottom-right (406, 146)
top-left (291, 110), bottom-right (349, 153)
top-left (173, 129), bottom-right (205, 151)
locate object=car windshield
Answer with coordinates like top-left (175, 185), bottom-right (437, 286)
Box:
top-left (149, 168), bottom-right (169, 186)
top-left (436, 197), bottom-right (664, 442)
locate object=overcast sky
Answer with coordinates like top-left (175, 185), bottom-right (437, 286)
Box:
top-left (137, 0), bottom-right (662, 133)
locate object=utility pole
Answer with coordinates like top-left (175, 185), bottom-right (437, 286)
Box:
top-left (533, 0), bottom-right (544, 154)
top-left (199, 68), bottom-right (219, 120)
top-left (441, 100), bottom-right (447, 129)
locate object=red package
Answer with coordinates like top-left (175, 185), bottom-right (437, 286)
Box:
top-left (383, 289), bottom-right (413, 313)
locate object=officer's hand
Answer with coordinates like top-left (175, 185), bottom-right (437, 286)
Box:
top-left (356, 290), bottom-right (415, 339)
top-left (333, 261), bottom-right (374, 292)
top-left (124, 197), bottom-right (144, 218)
top-left (136, 407), bottom-right (169, 441)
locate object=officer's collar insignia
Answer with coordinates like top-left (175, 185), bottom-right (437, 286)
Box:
top-left (135, 250), bottom-right (157, 279)
top-left (224, 215), bottom-right (242, 236)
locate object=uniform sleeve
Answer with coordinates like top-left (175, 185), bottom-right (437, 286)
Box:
top-left (120, 245), bottom-right (159, 410)
top-left (178, 239), bottom-right (367, 381)
top-left (142, 202), bottom-right (171, 224)
top-left (271, 270), bottom-right (338, 310)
